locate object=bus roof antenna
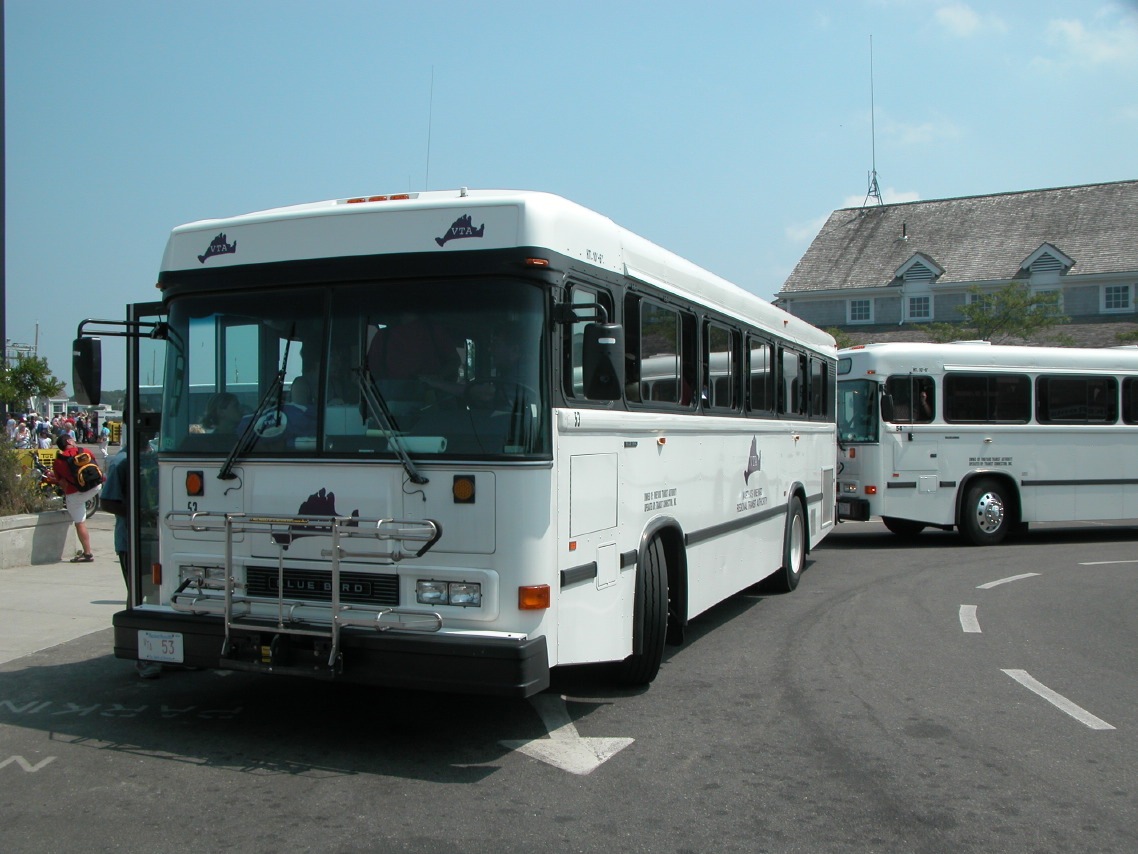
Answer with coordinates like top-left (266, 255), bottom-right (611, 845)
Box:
top-left (424, 66), bottom-right (434, 190)
top-left (863, 35), bottom-right (883, 207)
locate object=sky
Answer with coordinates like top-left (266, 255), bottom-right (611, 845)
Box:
top-left (6, 0), bottom-right (1138, 395)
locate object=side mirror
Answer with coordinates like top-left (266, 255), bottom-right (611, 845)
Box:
top-left (72, 337), bottom-right (103, 406)
top-left (880, 392), bottom-right (894, 423)
top-left (582, 323), bottom-right (624, 401)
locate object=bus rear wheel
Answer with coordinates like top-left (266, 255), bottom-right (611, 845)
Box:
top-left (882, 516), bottom-right (925, 538)
top-left (960, 478), bottom-right (1011, 546)
top-left (618, 537), bottom-right (668, 686)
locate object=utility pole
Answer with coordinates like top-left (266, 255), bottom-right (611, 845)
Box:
top-left (1, 0), bottom-right (7, 369)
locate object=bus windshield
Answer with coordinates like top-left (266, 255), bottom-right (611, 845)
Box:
top-left (160, 279), bottom-right (549, 459)
top-left (837, 378), bottom-right (879, 443)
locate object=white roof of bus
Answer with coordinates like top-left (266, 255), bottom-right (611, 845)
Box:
top-left (839, 341), bottom-right (1138, 373)
top-left (162, 188), bottom-right (834, 353)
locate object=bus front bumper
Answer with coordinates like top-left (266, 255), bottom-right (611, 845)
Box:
top-left (837, 496), bottom-right (871, 521)
top-left (112, 610), bottom-right (550, 697)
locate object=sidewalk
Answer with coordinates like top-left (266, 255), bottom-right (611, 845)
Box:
top-left (0, 512), bottom-right (125, 666)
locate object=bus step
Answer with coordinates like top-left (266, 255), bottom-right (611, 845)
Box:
top-left (218, 657), bottom-right (340, 680)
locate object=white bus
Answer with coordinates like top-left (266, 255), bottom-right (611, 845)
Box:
top-left (836, 341), bottom-right (1138, 545)
top-left (75, 188), bottom-right (837, 696)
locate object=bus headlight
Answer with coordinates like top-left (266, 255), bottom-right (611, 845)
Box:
top-left (178, 564), bottom-right (227, 588)
top-left (448, 582), bottom-right (482, 607)
top-left (416, 580), bottom-right (448, 605)
top-left (416, 580), bottom-right (482, 607)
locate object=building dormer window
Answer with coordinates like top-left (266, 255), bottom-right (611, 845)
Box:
top-left (895, 253), bottom-right (945, 284)
top-left (904, 264), bottom-right (934, 282)
top-left (1021, 243), bottom-right (1074, 284)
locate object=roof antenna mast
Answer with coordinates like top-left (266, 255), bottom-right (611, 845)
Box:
top-left (424, 66), bottom-right (434, 191)
top-left (863, 35), bottom-right (883, 207)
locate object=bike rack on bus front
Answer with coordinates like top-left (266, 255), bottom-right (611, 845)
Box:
top-left (164, 511), bottom-right (444, 671)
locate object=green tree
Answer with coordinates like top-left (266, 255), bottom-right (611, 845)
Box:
top-left (825, 327), bottom-right (857, 350)
top-left (925, 283), bottom-right (1068, 344)
top-left (0, 354), bottom-right (65, 412)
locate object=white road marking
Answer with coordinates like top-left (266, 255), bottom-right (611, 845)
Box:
top-left (1079, 559), bottom-right (1138, 566)
top-left (959, 605), bottom-right (981, 633)
top-left (1002, 669), bottom-right (1115, 730)
top-left (500, 694), bottom-right (634, 775)
top-left (0, 755), bottom-right (56, 772)
top-left (976, 573), bottom-right (1040, 589)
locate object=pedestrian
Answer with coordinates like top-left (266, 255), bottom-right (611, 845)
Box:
top-left (14, 420), bottom-right (31, 448)
top-left (99, 442), bottom-right (161, 678)
top-left (46, 433), bottom-right (101, 563)
top-left (97, 422), bottom-right (111, 466)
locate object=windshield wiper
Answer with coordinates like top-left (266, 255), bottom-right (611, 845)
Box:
top-left (219, 330), bottom-right (294, 481)
top-left (355, 365), bottom-right (428, 485)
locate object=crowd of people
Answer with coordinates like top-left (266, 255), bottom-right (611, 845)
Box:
top-left (5, 410), bottom-right (113, 461)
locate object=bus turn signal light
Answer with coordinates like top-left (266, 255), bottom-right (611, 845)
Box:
top-left (185, 470), bottom-right (205, 497)
top-left (518, 585), bottom-right (550, 610)
top-left (453, 475), bottom-right (475, 503)
top-left (865, 485), bottom-right (878, 495)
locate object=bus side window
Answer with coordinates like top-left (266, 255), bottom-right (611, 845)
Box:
top-left (564, 284), bottom-right (614, 400)
top-left (778, 346), bottom-right (806, 416)
top-left (1124, 378), bottom-right (1138, 425)
top-left (705, 322), bottom-right (738, 411)
top-left (809, 356), bottom-right (834, 420)
top-left (623, 292), bottom-right (642, 403)
top-left (636, 299), bottom-right (696, 408)
top-left (915, 377), bottom-right (934, 422)
top-left (747, 337), bottom-right (773, 415)
top-left (993, 375), bottom-right (1030, 423)
top-left (1037, 375), bottom-right (1117, 423)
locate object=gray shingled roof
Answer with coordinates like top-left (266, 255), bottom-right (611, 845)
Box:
top-left (780, 180), bottom-right (1138, 293)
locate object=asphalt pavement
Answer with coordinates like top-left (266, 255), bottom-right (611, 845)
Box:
top-left (0, 511), bottom-right (124, 666)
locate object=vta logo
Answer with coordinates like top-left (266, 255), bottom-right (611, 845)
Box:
top-left (198, 232), bottom-right (237, 264)
top-left (272, 488), bottom-right (360, 545)
top-left (435, 214), bottom-right (485, 247)
top-left (743, 436), bottom-right (762, 484)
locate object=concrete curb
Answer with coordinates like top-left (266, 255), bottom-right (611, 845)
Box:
top-left (0, 510), bottom-right (78, 568)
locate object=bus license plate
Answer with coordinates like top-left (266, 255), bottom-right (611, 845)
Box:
top-left (138, 630), bottom-right (184, 663)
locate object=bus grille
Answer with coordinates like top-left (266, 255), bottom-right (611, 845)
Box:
top-left (245, 566), bottom-right (399, 607)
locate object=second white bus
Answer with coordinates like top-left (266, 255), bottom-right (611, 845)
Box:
top-left (836, 341), bottom-right (1138, 544)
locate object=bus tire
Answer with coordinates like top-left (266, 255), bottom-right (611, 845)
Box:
top-left (618, 537), bottom-right (668, 686)
top-left (767, 496), bottom-right (806, 593)
top-left (960, 478), bottom-right (1011, 546)
top-left (882, 516), bottom-right (925, 538)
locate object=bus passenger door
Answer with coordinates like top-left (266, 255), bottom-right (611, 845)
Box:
top-left (127, 301), bottom-right (166, 607)
top-left (885, 375), bottom-right (943, 524)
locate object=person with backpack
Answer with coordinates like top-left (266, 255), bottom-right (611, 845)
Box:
top-left (46, 433), bottom-right (103, 563)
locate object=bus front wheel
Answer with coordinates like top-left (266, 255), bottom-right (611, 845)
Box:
top-left (618, 537), bottom-right (668, 686)
top-left (960, 479), bottom-right (1011, 546)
